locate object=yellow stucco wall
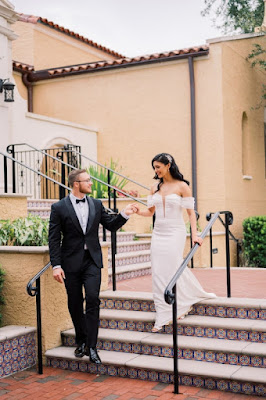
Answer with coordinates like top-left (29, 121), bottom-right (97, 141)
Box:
top-left (16, 34), bottom-right (266, 246)
top-left (12, 22), bottom-right (118, 71)
top-left (0, 244), bottom-right (109, 351)
top-left (221, 37), bottom-right (266, 237)
top-left (0, 194), bottom-right (28, 220)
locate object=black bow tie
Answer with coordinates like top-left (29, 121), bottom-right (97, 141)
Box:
top-left (76, 198), bottom-right (86, 204)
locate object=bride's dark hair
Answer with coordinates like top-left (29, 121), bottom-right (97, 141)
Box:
top-left (152, 153), bottom-right (189, 192)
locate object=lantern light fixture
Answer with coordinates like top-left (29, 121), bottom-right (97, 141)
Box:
top-left (0, 79), bottom-right (15, 102)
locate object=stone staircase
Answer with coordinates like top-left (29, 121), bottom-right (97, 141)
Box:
top-left (28, 199), bottom-right (152, 282)
top-left (45, 291), bottom-right (266, 397)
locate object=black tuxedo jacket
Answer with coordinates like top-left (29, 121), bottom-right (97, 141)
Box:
top-left (48, 195), bottom-right (127, 272)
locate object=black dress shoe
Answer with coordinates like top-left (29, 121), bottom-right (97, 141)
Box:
top-left (74, 343), bottom-right (86, 358)
top-left (86, 347), bottom-right (101, 364)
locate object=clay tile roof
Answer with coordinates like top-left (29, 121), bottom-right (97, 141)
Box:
top-left (12, 61), bottom-right (35, 72)
top-left (17, 13), bottom-right (124, 59)
top-left (31, 45), bottom-right (208, 80)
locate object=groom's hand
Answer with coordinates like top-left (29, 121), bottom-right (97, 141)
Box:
top-left (53, 267), bottom-right (65, 283)
top-left (124, 203), bottom-right (138, 216)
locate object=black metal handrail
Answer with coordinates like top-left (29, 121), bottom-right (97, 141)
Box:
top-left (164, 210), bottom-right (233, 395)
top-left (206, 212), bottom-right (241, 268)
top-left (7, 143), bottom-right (149, 205)
top-left (26, 261), bottom-right (51, 374)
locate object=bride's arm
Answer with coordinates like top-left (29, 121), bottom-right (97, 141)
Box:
top-left (135, 186), bottom-right (156, 217)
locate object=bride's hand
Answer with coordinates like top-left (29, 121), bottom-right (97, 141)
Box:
top-left (192, 236), bottom-right (203, 246)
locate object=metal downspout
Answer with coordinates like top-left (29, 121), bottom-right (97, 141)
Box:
top-left (22, 73), bottom-right (33, 112)
top-left (188, 56), bottom-right (197, 210)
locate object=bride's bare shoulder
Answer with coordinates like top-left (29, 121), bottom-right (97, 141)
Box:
top-left (150, 183), bottom-right (158, 195)
top-left (178, 181), bottom-right (191, 197)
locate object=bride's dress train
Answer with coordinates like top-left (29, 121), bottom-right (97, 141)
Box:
top-left (148, 193), bottom-right (216, 330)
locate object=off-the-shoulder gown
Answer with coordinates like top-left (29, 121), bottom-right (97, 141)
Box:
top-left (147, 193), bottom-right (216, 330)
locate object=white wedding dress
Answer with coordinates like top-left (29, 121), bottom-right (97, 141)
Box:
top-left (148, 193), bottom-right (216, 329)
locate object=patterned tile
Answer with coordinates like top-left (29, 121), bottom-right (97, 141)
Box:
top-left (0, 332), bottom-right (36, 379)
top-left (46, 357), bottom-right (266, 396)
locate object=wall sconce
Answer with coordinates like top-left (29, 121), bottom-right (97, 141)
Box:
top-left (0, 79), bottom-right (15, 102)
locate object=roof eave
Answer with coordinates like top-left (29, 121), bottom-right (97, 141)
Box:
top-left (24, 49), bottom-right (209, 83)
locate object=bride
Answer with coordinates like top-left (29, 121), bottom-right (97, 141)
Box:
top-left (134, 153), bottom-right (216, 332)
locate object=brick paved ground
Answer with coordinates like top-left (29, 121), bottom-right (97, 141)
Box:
top-left (115, 267), bottom-right (266, 298)
top-left (2, 268), bottom-right (265, 399)
top-left (0, 367), bottom-right (261, 400)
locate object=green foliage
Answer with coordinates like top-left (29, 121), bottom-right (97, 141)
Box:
top-left (243, 216), bottom-right (266, 267)
top-left (201, 0), bottom-right (264, 33)
top-left (0, 266), bottom-right (5, 326)
top-left (0, 215), bottom-right (49, 246)
top-left (87, 159), bottom-right (128, 199)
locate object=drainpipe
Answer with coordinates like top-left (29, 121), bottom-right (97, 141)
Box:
top-left (188, 56), bottom-right (197, 211)
top-left (22, 73), bottom-right (33, 112)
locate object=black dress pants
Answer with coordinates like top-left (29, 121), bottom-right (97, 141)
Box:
top-left (64, 251), bottom-right (101, 348)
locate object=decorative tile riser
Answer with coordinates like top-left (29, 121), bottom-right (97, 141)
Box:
top-left (108, 268), bottom-right (151, 283)
top-left (99, 319), bottom-right (266, 342)
top-left (46, 358), bottom-right (266, 397)
top-left (108, 254), bottom-right (151, 268)
top-left (100, 234), bottom-right (136, 243)
top-left (27, 210), bottom-right (50, 217)
top-left (108, 244), bottom-right (151, 255)
top-left (100, 298), bottom-right (155, 313)
top-left (193, 304), bottom-right (266, 320)
top-left (100, 299), bottom-right (266, 321)
top-left (62, 336), bottom-right (266, 368)
top-left (0, 332), bottom-right (36, 378)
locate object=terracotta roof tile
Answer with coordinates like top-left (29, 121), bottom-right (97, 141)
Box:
top-left (17, 13), bottom-right (124, 58)
top-left (20, 45), bottom-right (208, 82)
top-left (12, 61), bottom-right (35, 72)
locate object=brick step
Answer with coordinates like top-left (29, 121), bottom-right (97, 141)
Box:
top-left (99, 309), bottom-right (266, 342)
top-left (45, 347), bottom-right (266, 396)
top-left (100, 291), bottom-right (266, 320)
top-left (62, 327), bottom-right (266, 368)
top-left (108, 262), bottom-right (151, 283)
top-left (105, 240), bottom-right (151, 255)
top-left (108, 250), bottom-right (151, 268)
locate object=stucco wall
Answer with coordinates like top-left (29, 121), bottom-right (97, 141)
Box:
top-left (0, 194), bottom-right (28, 220)
top-left (220, 36), bottom-right (266, 237)
top-left (12, 21), bottom-right (118, 70)
top-left (30, 53), bottom-right (227, 233)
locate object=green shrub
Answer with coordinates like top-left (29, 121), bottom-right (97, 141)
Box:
top-left (0, 215), bottom-right (49, 246)
top-left (243, 216), bottom-right (266, 267)
top-left (0, 267), bottom-right (5, 327)
top-left (87, 159), bottom-right (128, 199)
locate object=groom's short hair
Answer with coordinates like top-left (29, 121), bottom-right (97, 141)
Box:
top-left (68, 169), bottom-right (87, 187)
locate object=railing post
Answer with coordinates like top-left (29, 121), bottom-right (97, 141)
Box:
top-left (108, 170), bottom-right (111, 210)
top-left (225, 212), bottom-right (233, 298)
top-left (36, 278), bottom-right (43, 374)
top-left (102, 226), bottom-right (106, 242)
top-left (7, 145), bottom-right (16, 193)
top-left (190, 225), bottom-right (194, 268)
top-left (4, 155), bottom-right (8, 193)
top-left (236, 241), bottom-right (241, 268)
top-left (172, 285), bottom-right (179, 394)
top-left (111, 231), bottom-right (116, 291)
top-left (209, 227), bottom-right (213, 268)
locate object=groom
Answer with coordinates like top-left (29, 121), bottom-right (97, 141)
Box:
top-left (48, 169), bottom-right (135, 364)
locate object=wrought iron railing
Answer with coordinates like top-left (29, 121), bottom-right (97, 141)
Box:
top-left (207, 213), bottom-right (242, 268)
top-left (5, 143), bottom-right (150, 203)
top-left (164, 211), bottom-right (234, 394)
